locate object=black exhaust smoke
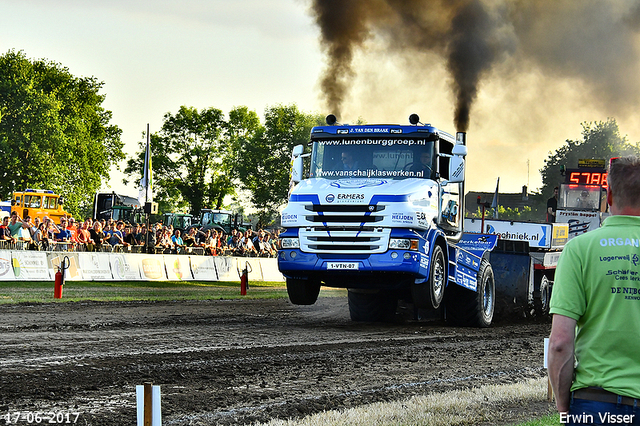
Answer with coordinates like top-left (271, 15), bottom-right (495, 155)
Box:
top-left (310, 0), bottom-right (505, 132)
top-left (309, 0), bottom-right (640, 132)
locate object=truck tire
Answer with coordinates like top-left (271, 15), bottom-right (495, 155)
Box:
top-left (412, 244), bottom-right (445, 310)
top-left (446, 259), bottom-right (495, 327)
top-left (287, 278), bottom-right (321, 305)
top-left (348, 289), bottom-right (397, 322)
top-left (534, 275), bottom-right (551, 316)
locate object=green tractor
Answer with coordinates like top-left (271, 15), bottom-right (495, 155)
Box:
top-left (195, 209), bottom-right (248, 234)
top-left (163, 212), bottom-right (193, 232)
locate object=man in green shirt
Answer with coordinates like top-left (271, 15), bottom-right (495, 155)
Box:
top-left (549, 156), bottom-right (640, 425)
top-left (7, 211), bottom-right (23, 238)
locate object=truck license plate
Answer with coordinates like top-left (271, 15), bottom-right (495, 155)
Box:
top-left (327, 262), bottom-right (359, 270)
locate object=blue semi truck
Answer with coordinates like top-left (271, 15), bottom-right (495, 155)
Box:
top-left (277, 114), bottom-right (499, 326)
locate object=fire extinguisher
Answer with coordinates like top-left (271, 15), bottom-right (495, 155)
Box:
top-left (54, 256), bottom-right (70, 299)
top-left (239, 261), bottom-right (252, 296)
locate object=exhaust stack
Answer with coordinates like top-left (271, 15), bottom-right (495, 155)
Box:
top-left (456, 131), bottom-right (466, 146)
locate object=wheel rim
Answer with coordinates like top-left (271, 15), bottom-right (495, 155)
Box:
top-left (433, 250), bottom-right (445, 302)
top-left (540, 276), bottom-right (550, 312)
top-left (482, 274), bottom-right (494, 318)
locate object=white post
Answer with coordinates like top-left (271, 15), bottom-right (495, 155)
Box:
top-left (136, 383), bottom-right (162, 426)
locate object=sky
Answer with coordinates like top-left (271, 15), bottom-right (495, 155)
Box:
top-left (2, 0), bottom-right (640, 199)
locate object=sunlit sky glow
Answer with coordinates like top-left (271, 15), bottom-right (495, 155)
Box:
top-left (3, 0), bottom-right (640, 198)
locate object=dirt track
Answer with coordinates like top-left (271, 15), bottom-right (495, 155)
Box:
top-left (0, 297), bottom-right (553, 425)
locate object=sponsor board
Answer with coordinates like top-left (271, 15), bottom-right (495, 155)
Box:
top-left (140, 256), bottom-right (166, 280)
top-left (109, 253), bottom-right (141, 281)
top-left (50, 253), bottom-right (82, 280)
top-left (164, 255), bottom-right (193, 281)
top-left (0, 250), bottom-right (283, 282)
top-left (551, 223), bottom-right (569, 248)
top-left (0, 250), bottom-right (14, 280)
top-left (190, 256), bottom-right (218, 281)
top-left (214, 256), bottom-right (237, 281)
top-left (259, 259), bottom-right (283, 282)
top-left (464, 218), bottom-right (551, 249)
top-left (12, 251), bottom-right (50, 280)
top-left (556, 210), bottom-right (601, 240)
top-left (78, 252), bottom-right (113, 280)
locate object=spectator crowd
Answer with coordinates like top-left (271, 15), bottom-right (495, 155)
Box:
top-left (0, 211), bottom-right (280, 257)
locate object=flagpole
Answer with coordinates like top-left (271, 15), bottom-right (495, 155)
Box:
top-left (145, 123), bottom-right (151, 252)
top-left (145, 123), bottom-right (150, 204)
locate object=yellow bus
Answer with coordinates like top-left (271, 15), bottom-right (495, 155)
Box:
top-left (12, 189), bottom-right (69, 223)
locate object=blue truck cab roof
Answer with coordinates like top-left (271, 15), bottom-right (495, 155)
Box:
top-left (310, 123), bottom-right (455, 143)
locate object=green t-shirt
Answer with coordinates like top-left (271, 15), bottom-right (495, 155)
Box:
top-left (7, 221), bottom-right (22, 237)
top-left (550, 215), bottom-right (640, 398)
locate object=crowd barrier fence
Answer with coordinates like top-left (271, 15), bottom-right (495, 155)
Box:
top-left (0, 249), bottom-right (285, 282)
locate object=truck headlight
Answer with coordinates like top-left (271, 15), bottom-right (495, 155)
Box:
top-left (280, 238), bottom-right (300, 249)
top-left (389, 238), bottom-right (419, 251)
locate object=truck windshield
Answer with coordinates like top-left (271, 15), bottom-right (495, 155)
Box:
top-left (310, 138), bottom-right (436, 180)
top-left (559, 184), bottom-right (604, 211)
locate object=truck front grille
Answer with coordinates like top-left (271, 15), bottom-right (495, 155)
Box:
top-left (299, 204), bottom-right (390, 254)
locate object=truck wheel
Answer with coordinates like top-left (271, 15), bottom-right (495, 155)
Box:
top-left (534, 275), bottom-right (551, 316)
top-left (412, 244), bottom-right (445, 310)
top-left (348, 289), bottom-right (397, 322)
top-left (446, 259), bottom-right (495, 327)
top-left (287, 278), bottom-right (321, 305)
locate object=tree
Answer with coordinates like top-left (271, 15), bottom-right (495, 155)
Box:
top-left (0, 50), bottom-right (123, 217)
top-left (539, 118), bottom-right (640, 201)
top-left (124, 106), bottom-right (228, 216)
top-left (236, 104), bottom-right (323, 227)
top-left (220, 106), bottom-right (263, 206)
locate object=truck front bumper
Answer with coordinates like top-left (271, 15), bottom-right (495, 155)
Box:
top-left (277, 249), bottom-right (429, 287)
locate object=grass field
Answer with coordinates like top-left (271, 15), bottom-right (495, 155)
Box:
top-left (256, 377), bottom-right (558, 426)
top-left (0, 280), bottom-right (347, 304)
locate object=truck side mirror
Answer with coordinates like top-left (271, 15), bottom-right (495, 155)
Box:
top-left (291, 157), bottom-right (303, 183)
top-left (290, 144), bottom-right (305, 184)
top-left (292, 144), bottom-right (304, 157)
top-left (448, 157), bottom-right (465, 183)
top-left (444, 143), bottom-right (466, 183)
top-left (451, 144), bottom-right (467, 156)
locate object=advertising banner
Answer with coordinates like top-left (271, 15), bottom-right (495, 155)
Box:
top-left (49, 253), bottom-right (82, 281)
top-left (556, 210), bottom-right (601, 240)
top-left (0, 250), bottom-right (14, 280)
top-left (139, 255), bottom-right (166, 280)
top-left (164, 255), bottom-right (193, 281)
top-left (78, 252), bottom-right (113, 280)
top-left (214, 256), bottom-right (238, 281)
top-left (258, 258), bottom-right (284, 282)
top-left (464, 218), bottom-right (552, 249)
top-left (190, 256), bottom-right (218, 281)
top-left (0, 249), bottom-right (284, 282)
top-left (12, 250), bottom-right (50, 280)
top-left (109, 253), bottom-right (142, 281)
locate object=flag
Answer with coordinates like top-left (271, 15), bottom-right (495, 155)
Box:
top-left (491, 177), bottom-right (499, 219)
top-left (138, 123), bottom-right (153, 205)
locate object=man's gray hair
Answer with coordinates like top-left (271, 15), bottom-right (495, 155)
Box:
top-left (608, 155), bottom-right (640, 209)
